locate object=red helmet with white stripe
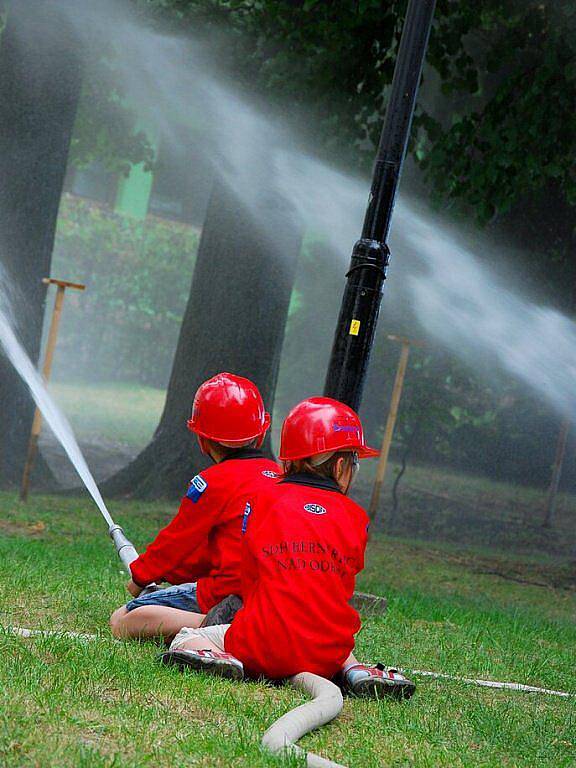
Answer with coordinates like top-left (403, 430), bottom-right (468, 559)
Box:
top-left (279, 397), bottom-right (378, 461)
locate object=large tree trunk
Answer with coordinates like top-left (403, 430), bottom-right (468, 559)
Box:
top-left (0, 0), bottom-right (82, 488)
top-left (104, 178), bottom-right (302, 498)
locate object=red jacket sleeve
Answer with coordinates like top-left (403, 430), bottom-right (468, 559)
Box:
top-left (130, 472), bottom-right (226, 586)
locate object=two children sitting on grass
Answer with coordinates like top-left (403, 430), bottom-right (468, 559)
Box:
top-left (110, 372), bottom-right (415, 700)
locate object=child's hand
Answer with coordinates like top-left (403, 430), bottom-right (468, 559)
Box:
top-left (126, 579), bottom-right (143, 598)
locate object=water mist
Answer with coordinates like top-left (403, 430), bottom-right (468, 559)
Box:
top-left (58, 0), bottom-right (576, 420)
top-left (2, 0), bottom-right (575, 500)
top-left (0, 269), bottom-right (114, 524)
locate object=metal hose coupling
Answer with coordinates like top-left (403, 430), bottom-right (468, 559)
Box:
top-left (108, 525), bottom-right (139, 573)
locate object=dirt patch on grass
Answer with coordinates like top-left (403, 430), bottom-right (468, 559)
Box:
top-left (470, 560), bottom-right (576, 590)
top-left (0, 520), bottom-right (47, 537)
top-left (424, 548), bottom-right (576, 590)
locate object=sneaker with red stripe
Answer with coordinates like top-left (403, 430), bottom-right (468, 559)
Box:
top-left (161, 648), bottom-right (244, 681)
top-left (342, 663), bottom-right (416, 700)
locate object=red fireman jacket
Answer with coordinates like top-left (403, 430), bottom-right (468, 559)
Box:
top-left (129, 449), bottom-right (281, 613)
top-left (225, 472), bottom-right (369, 680)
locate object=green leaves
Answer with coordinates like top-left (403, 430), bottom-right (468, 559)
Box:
top-left (419, 1), bottom-right (576, 226)
top-left (52, 196), bottom-right (200, 388)
top-left (94, 0), bottom-right (576, 265)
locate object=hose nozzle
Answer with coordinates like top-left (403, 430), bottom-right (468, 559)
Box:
top-left (109, 524), bottom-right (139, 574)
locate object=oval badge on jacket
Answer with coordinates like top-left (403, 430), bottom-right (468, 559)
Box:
top-left (303, 503), bottom-right (327, 515)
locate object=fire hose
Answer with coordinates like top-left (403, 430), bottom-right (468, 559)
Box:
top-left (262, 673), bottom-right (346, 767)
top-left (108, 524), bottom-right (140, 573)
top-left (9, 620), bottom-right (572, 768)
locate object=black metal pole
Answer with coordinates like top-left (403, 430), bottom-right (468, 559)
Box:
top-left (324, 0), bottom-right (436, 410)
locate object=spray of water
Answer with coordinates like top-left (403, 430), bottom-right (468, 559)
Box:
top-left (1, 0), bottom-right (575, 504)
top-left (398, 204), bottom-right (576, 417)
top-left (0, 274), bottom-right (114, 524)
top-left (67, 0), bottom-right (575, 420)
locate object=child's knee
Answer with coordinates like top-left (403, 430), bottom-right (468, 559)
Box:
top-left (170, 623), bottom-right (229, 653)
top-left (109, 606), bottom-right (128, 637)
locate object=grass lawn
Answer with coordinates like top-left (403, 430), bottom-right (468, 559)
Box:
top-left (0, 492), bottom-right (574, 767)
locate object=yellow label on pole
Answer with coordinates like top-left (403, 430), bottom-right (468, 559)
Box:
top-left (349, 319), bottom-right (361, 336)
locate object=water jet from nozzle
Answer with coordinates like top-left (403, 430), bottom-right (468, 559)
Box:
top-left (0, 276), bottom-right (137, 573)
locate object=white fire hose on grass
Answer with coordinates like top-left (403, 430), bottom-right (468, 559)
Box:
top-left (7, 624), bottom-right (573, 767)
top-left (6, 536), bottom-right (572, 767)
top-left (262, 672), bottom-right (346, 768)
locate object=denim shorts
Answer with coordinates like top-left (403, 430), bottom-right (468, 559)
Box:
top-left (126, 582), bottom-right (201, 613)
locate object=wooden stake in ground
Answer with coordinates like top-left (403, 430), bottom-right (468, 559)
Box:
top-left (368, 334), bottom-right (424, 523)
top-left (543, 417), bottom-right (571, 528)
top-left (20, 278), bottom-right (85, 501)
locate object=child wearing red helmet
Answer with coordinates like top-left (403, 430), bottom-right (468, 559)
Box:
top-left (109, 373), bottom-right (280, 642)
top-left (161, 397), bottom-right (415, 700)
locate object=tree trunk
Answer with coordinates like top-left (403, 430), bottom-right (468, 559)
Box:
top-left (104, 177), bottom-right (302, 498)
top-left (0, 0), bottom-right (82, 488)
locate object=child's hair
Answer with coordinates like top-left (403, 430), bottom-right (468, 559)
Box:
top-left (284, 450), bottom-right (356, 480)
top-left (206, 437), bottom-right (259, 459)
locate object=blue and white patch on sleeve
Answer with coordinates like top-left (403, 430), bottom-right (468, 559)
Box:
top-left (241, 501), bottom-right (252, 534)
top-left (186, 474), bottom-right (208, 503)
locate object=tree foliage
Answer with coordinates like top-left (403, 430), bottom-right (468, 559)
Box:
top-left (68, 0), bottom-right (572, 245)
top-left (70, 44), bottom-right (155, 174)
top-left (421, 1), bottom-right (576, 225)
top-left (53, 196), bottom-right (199, 387)
top-left (141, 0), bottom-right (576, 229)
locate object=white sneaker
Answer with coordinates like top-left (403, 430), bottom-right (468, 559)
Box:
top-left (161, 648), bottom-right (244, 681)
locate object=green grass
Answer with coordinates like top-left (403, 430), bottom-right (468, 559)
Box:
top-left (0, 492), bottom-right (574, 767)
top-left (50, 382), bottom-right (166, 448)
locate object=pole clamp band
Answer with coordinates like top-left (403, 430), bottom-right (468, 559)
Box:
top-left (345, 240), bottom-right (390, 279)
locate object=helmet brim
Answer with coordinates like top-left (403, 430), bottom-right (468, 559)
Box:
top-left (357, 445), bottom-right (380, 459)
top-left (279, 444), bottom-right (380, 461)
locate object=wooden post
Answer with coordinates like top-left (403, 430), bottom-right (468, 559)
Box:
top-left (20, 278), bottom-right (85, 501)
top-left (368, 334), bottom-right (424, 523)
top-left (543, 417), bottom-right (571, 528)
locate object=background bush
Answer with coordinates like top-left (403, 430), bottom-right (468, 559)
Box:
top-left (51, 195), bottom-right (199, 388)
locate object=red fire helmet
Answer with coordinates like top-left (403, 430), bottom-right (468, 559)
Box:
top-left (187, 372), bottom-right (271, 446)
top-left (279, 396), bottom-right (379, 461)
